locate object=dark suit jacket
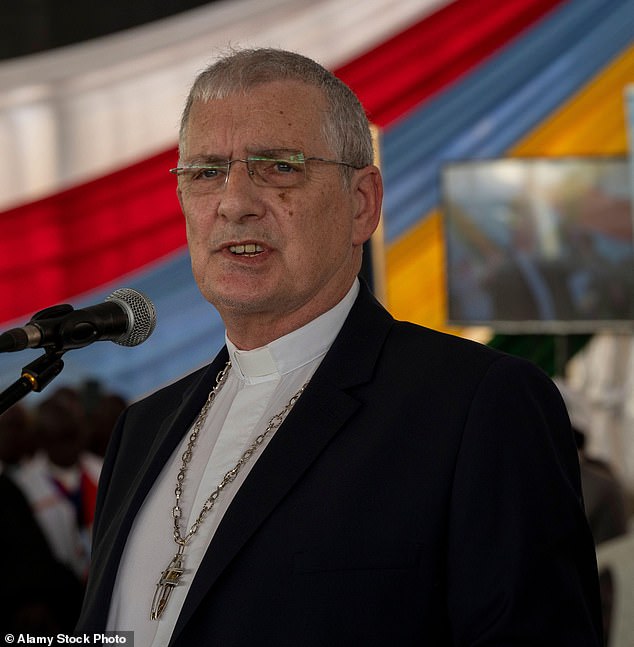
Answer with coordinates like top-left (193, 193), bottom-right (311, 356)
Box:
top-left (77, 283), bottom-right (602, 645)
top-left (1, 472), bottom-right (83, 633)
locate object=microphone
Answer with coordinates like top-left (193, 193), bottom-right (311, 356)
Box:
top-left (0, 288), bottom-right (157, 353)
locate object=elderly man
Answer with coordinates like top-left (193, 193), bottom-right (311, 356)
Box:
top-left (77, 48), bottom-right (602, 646)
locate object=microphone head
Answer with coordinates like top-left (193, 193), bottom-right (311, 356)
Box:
top-left (106, 288), bottom-right (157, 347)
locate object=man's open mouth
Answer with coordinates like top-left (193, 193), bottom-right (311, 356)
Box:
top-left (229, 243), bottom-right (264, 256)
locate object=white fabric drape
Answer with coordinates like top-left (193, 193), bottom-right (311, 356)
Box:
top-left (0, 0), bottom-right (443, 211)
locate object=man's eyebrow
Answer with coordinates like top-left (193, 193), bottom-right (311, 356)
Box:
top-left (182, 154), bottom-right (228, 165)
top-left (181, 149), bottom-right (304, 164)
top-left (246, 148), bottom-right (303, 158)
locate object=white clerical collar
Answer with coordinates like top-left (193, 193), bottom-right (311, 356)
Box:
top-left (226, 279), bottom-right (359, 383)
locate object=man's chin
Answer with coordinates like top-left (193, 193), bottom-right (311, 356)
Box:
top-left (206, 288), bottom-right (276, 316)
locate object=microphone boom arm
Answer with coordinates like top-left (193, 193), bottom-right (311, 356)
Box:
top-left (0, 349), bottom-right (66, 414)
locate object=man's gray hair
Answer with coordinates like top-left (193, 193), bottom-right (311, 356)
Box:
top-left (179, 48), bottom-right (374, 170)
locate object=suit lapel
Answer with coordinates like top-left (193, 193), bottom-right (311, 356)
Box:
top-left (171, 284), bottom-right (394, 640)
top-left (83, 351), bottom-right (230, 627)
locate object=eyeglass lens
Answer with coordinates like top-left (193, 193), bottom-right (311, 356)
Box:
top-left (176, 156), bottom-right (307, 194)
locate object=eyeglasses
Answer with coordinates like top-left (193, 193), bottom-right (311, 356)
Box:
top-left (169, 151), bottom-right (361, 194)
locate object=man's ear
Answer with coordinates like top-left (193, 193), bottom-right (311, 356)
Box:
top-left (351, 165), bottom-right (383, 246)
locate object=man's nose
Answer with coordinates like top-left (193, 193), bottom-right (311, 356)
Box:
top-left (217, 160), bottom-right (264, 221)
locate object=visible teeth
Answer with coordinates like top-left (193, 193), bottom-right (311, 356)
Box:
top-left (229, 244), bottom-right (263, 255)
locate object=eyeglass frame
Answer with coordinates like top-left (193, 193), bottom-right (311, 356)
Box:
top-left (169, 152), bottom-right (363, 191)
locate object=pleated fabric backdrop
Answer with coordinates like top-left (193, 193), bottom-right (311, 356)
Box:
top-left (0, 0), bottom-right (632, 405)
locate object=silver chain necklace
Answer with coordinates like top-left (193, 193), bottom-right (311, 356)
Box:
top-left (150, 361), bottom-right (307, 620)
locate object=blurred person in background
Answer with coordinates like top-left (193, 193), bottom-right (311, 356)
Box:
top-left (574, 427), bottom-right (628, 546)
top-left (0, 403), bottom-right (83, 633)
top-left (86, 392), bottom-right (128, 458)
top-left (557, 380), bottom-right (631, 647)
top-left (13, 387), bottom-right (102, 584)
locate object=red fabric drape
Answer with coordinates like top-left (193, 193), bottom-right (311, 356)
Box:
top-left (336, 0), bottom-right (565, 125)
top-left (0, 149), bottom-right (185, 322)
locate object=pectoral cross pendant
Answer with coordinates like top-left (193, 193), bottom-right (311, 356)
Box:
top-left (150, 545), bottom-right (186, 620)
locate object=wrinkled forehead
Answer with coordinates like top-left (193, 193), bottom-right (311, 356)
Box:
top-left (181, 80), bottom-right (332, 158)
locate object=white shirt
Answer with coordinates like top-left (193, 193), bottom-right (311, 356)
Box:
top-left (107, 280), bottom-right (359, 646)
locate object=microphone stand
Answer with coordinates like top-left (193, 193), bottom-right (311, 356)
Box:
top-left (0, 349), bottom-right (65, 414)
